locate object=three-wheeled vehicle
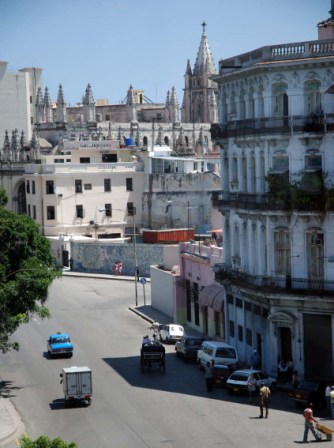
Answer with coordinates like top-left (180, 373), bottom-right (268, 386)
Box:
top-left (140, 344), bottom-right (165, 373)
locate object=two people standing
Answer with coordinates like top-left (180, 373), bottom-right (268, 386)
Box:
top-left (114, 261), bottom-right (123, 275)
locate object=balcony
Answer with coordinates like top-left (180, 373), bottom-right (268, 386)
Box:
top-left (211, 191), bottom-right (327, 212)
top-left (210, 114), bottom-right (334, 141)
top-left (214, 264), bottom-right (334, 296)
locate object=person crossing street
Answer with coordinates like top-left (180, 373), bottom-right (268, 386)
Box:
top-left (259, 382), bottom-right (271, 418)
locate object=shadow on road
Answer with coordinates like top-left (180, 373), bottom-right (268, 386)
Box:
top-left (0, 380), bottom-right (23, 398)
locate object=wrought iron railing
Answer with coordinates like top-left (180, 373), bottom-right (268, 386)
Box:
top-left (214, 264), bottom-right (334, 296)
top-left (210, 114), bottom-right (334, 140)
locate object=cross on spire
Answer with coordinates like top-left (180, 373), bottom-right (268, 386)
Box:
top-left (202, 21), bottom-right (207, 33)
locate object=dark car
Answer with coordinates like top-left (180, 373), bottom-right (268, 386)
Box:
top-left (287, 380), bottom-right (327, 409)
top-left (175, 336), bottom-right (205, 360)
top-left (212, 364), bottom-right (235, 388)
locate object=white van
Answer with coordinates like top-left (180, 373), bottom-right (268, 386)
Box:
top-left (197, 341), bottom-right (238, 368)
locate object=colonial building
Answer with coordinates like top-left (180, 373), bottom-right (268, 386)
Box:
top-left (211, 5), bottom-right (334, 378)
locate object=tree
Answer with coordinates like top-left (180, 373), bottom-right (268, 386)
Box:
top-left (17, 434), bottom-right (77, 448)
top-left (0, 187), bottom-right (60, 352)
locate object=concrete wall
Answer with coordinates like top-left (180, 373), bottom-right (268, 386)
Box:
top-left (150, 265), bottom-right (175, 319)
top-left (70, 241), bottom-right (164, 277)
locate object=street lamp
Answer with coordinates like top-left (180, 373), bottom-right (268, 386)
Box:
top-left (98, 206), bottom-right (138, 307)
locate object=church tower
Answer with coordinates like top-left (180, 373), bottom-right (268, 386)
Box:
top-left (82, 84), bottom-right (96, 123)
top-left (181, 22), bottom-right (218, 123)
top-left (56, 84), bottom-right (67, 123)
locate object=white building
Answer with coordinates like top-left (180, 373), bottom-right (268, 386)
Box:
top-left (0, 63), bottom-right (42, 148)
top-left (211, 6), bottom-right (334, 378)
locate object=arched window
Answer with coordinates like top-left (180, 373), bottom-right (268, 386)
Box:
top-left (273, 83), bottom-right (288, 117)
top-left (164, 136), bottom-right (169, 145)
top-left (185, 136), bottom-right (189, 147)
top-left (305, 81), bottom-right (321, 115)
top-left (143, 136), bottom-right (148, 146)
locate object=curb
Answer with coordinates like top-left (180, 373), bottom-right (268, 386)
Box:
top-left (0, 397), bottom-right (25, 447)
top-left (129, 307), bottom-right (154, 324)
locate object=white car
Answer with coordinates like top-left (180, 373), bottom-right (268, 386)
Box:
top-left (159, 324), bottom-right (184, 343)
top-left (226, 369), bottom-right (277, 394)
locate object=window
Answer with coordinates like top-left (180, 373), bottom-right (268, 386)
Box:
top-left (26, 181), bottom-right (30, 194)
top-left (47, 206), bottom-right (55, 220)
top-left (84, 184), bottom-right (92, 190)
top-left (32, 180), bottom-right (35, 194)
top-left (305, 81), bottom-right (321, 115)
top-left (102, 154), bottom-right (117, 163)
top-left (227, 294), bottom-right (234, 305)
top-left (33, 205), bottom-right (36, 219)
top-left (76, 205), bottom-right (84, 218)
top-left (46, 180), bottom-right (54, 194)
top-left (246, 328), bottom-right (252, 346)
top-left (236, 298), bottom-right (243, 308)
top-left (238, 325), bottom-right (243, 342)
top-left (30, 116), bottom-right (34, 124)
top-left (127, 202), bottom-right (135, 215)
top-left (273, 83), bottom-right (288, 116)
top-left (104, 179), bottom-right (111, 192)
top-left (126, 178), bottom-right (133, 191)
top-left (105, 203), bottom-right (112, 217)
top-left (27, 204), bottom-right (31, 217)
top-left (307, 232), bottom-right (324, 279)
top-left (244, 301), bottom-right (252, 311)
top-left (274, 230), bottom-right (291, 275)
top-left (273, 156), bottom-right (289, 172)
top-left (305, 155), bottom-right (322, 171)
top-left (79, 157), bottom-right (90, 163)
top-left (229, 320), bottom-right (235, 338)
top-left (75, 179), bottom-right (82, 193)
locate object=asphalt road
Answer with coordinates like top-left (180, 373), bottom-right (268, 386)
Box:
top-left (0, 277), bottom-right (330, 448)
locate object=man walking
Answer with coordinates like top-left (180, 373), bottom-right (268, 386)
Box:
top-left (259, 382), bottom-right (271, 418)
top-left (303, 403), bottom-right (320, 443)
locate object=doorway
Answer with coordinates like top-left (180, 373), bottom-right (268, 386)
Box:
top-left (280, 327), bottom-right (292, 362)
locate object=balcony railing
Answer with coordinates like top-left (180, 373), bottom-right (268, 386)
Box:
top-left (214, 264), bottom-right (334, 296)
top-left (210, 114), bottom-right (334, 140)
top-left (211, 191), bottom-right (329, 212)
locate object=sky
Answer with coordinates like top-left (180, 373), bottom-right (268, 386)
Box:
top-left (0, 0), bottom-right (330, 106)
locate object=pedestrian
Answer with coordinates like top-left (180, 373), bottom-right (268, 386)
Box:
top-left (114, 261), bottom-right (119, 275)
top-left (250, 350), bottom-right (260, 369)
top-left (205, 361), bottom-right (214, 392)
top-left (150, 320), bottom-right (160, 333)
top-left (292, 370), bottom-right (299, 389)
top-left (330, 386), bottom-right (334, 419)
top-left (303, 403), bottom-right (320, 443)
top-left (247, 374), bottom-right (257, 404)
top-left (259, 382), bottom-right (271, 418)
top-left (325, 384), bottom-right (331, 416)
top-left (142, 335), bottom-right (151, 346)
top-left (118, 261), bottom-right (123, 275)
top-left (286, 359), bottom-right (294, 381)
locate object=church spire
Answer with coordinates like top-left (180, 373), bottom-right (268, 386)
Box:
top-left (185, 59), bottom-right (192, 76)
top-left (193, 22), bottom-right (216, 76)
top-left (56, 84), bottom-right (67, 123)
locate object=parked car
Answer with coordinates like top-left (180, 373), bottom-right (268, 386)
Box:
top-left (159, 324), bottom-right (184, 343)
top-left (212, 364), bottom-right (236, 388)
top-left (197, 341), bottom-right (238, 368)
top-left (226, 369), bottom-right (277, 395)
top-left (287, 380), bottom-right (327, 409)
top-left (175, 335), bottom-right (205, 360)
top-left (47, 332), bottom-right (73, 358)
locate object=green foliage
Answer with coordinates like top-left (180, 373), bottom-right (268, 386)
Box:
top-left (17, 434), bottom-right (77, 448)
top-left (0, 187), bottom-right (8, 207)
top-left (0, 199), bottom-right (60, 353)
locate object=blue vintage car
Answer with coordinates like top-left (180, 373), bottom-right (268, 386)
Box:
top-left (47, 332), bottom-right (73, 358)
